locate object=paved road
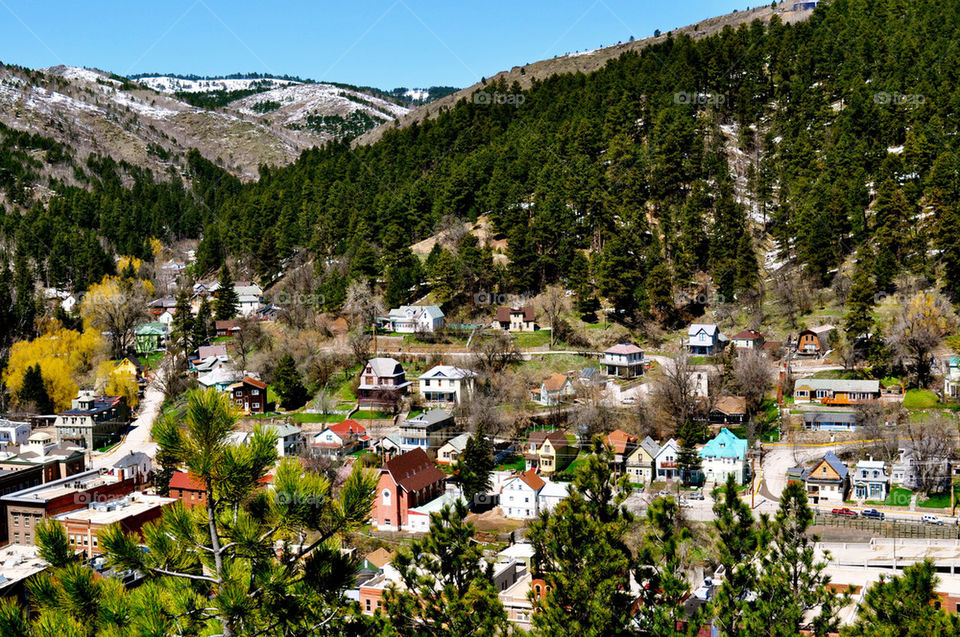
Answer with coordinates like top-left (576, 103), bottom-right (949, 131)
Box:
top-left (90, 374), bottom-right (163, 469)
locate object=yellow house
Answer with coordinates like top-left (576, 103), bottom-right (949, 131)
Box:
top-left (625, 436), bottom-right (660, 484)
top-left (112, 357), bottom-right (143, 381)
top-left (524, 431), bottom-right (576, 476)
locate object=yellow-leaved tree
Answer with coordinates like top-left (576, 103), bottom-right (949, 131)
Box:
top-left (81, 274), bottom-right (152, 359)
top-left (3, 328), bottom-right (106, 410)
top-left (94, 360), bottom-right (140, 409)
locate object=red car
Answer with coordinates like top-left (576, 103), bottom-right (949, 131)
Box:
top-left (831, 507), bottom-right (858, 518)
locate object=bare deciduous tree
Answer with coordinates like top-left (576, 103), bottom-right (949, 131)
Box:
top-left (653, 348), bottom-right (704, 427)
top-left (854, 401), bottom-right (900, 464)
top-left (81, 277), bottom-right (149, 359)
top-left (347, 330), bottom-right (372, 368)
top-left (470, 330), bottom-right (520, 373)
top-left (731, 348), bottom-right (773, 413)
top-left (230, 316), bottom-right (265, 370)
top-left (904, 412), bottom-right (956, 494)
top-left (888, 290), bottom-right (956, 387)
top-left (538, 285), bottom-right (568, 349)
top-left (343, 281), bottom-right (385, 329)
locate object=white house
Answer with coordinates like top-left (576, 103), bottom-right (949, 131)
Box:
top-left (418, 365), bottom-right (477, 405)
top-left (0, 419), bottom-right (31, 447)
top-left (699, 428), bottom-right (748, 486)
top-left (437, 433), bottom-right (470, 464)
top-left (945, 356), bottom-right (960, 399)
top-left (655, 438), bottom-right (680, 481)
top-left (686, 324), bottom-right (726, 356)
top-left (500, 470), bottom-right (568, 519)
top-left (397, 409), bottom-right (455, 454)
top-left (852, 459), bottom-right (889, 501)
top-left (388, 305), bottom-right (444, 333)
top-left (602, 343), bottom-right (644, 378)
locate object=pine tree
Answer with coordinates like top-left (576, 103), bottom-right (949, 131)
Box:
top-left (169, 289), bottom-right (195, 355)
top-left (192, 297), bottom-right (214, 350)
top-left (676, 419), bottom-right (704, 486)
top-left (634, 496), bottom-right (692, 634)
top-left (528, 447), bottom-right (635, 636)
top-left (453, 423), bottom-right (495, 509)
top-left (382, 501), bottom-right (508, 636)
top-left (214, 263), bottom-right (240, 320)
top-left (19, 363), bottom-right (53, 414)
top-left (273, 354), bottom-right (309, 410)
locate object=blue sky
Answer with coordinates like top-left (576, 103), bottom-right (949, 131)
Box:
top-left (0, 0), bottom-right (753, 89)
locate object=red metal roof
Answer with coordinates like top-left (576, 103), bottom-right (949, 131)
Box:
top-left (169, 471), bottom-right (204, 492)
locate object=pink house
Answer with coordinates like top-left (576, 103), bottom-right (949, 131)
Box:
top-left (371, 448), bottom-right (446, 532)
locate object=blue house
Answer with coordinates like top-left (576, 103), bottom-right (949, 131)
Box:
top-left (699, 428), bottom-right (748, 485)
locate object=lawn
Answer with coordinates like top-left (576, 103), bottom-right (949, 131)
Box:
top-left (903, 388), bottom-right (940, 409)
top-left (352, 410), bottom-right (394, 420)
top-left (867, 486), bottom-right (913, 507)
top-left (918, 485), bottom-right (960, 509)
top-left (513, 331), bottom-right (551, 348)
top-left (290, 412), bottom-right (346, 424)
top-left (496, 454), bottom-right (525, 472)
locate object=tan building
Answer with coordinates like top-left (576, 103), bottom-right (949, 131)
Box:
top-left (54, 492), bottom-right (175, 556)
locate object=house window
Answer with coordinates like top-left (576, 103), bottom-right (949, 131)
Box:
top-left (383, 489), bottom-right (391, 505)
top-left (252, 403), bottom-right (260, 409)
top-left (366, 599), bottom-right (371, 612)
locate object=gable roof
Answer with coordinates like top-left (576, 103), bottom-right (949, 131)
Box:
top-left (656, 438), bottom-right (679, 456)
top-left (605, 343), bottom-right (643, 355)
top-left (381, 448), bottom-right (446, 492)
top-left (496, 306), bottom-right (534, 322)
top-left (803, 324), bottom-right (836, 336)
top-left (731, 329), bottom-right (764, 341)
top-left (169, 471), bottom-right (204, 491)
top-left (603, 429), bottom-right (638, 454)
top-left (542, 373), bottom-right (572, 392)
top-left (441, 433), bottom-right (471, 453)
top-left (367, 357), bottom-right (404, 378)
top-left (113, 451), bottom-right (151, 468)
top-left (639, 436), bottom-right (661, 457)
top-left (516, 469), bottom-right (545, 492)
top-left (528, 430), bottom-right (568, 449)
top-left (365, 547), bottom-right (395, 569)
top-left (806, 452), bottom-right (848, 481)
top-left (390, 305), bottom-right (444, 320)
top-left (402, 409), bottom-right (453, 427)
top-left (700, 428), bottom-right (747, 460)
top-left (198, 344), bottom-right (228, 359)
top-left (420, 365), bottom-right (476, 380)
top-left (688, 323), bottom-right (718, 336)
top-left (802, 412), bottom-right (858, 424)
top-left (326, 419), bottom-right (367, 437)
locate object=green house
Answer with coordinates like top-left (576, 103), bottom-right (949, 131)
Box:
top-left (135, 322), bottom-right (167, 354)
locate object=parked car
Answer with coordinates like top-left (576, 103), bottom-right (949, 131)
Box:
top-left (922, 514), bottom-right (944, 525)
top-left (831, 507), bottom-right (858, 518)
top-left (657, 490), bottom-right (671, 498)
top-left (688, 489), bottom-right (705, 501)
top-left (861, 509), bottom-right (885, 520)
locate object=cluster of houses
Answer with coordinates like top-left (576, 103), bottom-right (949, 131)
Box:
top-left (374, 303), bottom-right (540, 335)
top-left (789, 446), bottom-right (948, 506)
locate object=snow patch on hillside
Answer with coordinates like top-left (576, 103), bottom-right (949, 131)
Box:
top-left (404, 88), bottom-right (429, 101)
top-left (135, 76), bottom-right (300, 93)
top-left (234, 83), bottom-right (408, 126)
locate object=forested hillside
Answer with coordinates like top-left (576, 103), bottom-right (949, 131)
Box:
top-left (4, 0), bottom-right (960, 337)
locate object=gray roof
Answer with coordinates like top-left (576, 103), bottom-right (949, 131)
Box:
top-left (688, 323), bottom-right (718, 336)
top-left (442, 433), bottom-right (471, 453)
top-left (804, 452), bottom-right (848, 481)
top-left (403, 409), bottom-right (453, 427)
top-left (802, 412), bottom-right (858, 424)
top-left (367, 357), bottom-right (404, 378)
top-left (640, 436), bottom-right (661, 457)
top-left (113, 452), bottom-right (151, 468)
top-left (794, 378), bottom-right (880, 393)
top-left (271, 423), bottom-right (302, 438)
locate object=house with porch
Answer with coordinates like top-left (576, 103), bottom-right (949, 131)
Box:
top-left (500, 470), bottom-right (569, 520)
top-left (397, 409), bottom-right (455, 454)
top-left (602, 343), bottom-right (644, 378)
top-left (387, 305), bottom-right (444, 333)
top-left (686, 324), bottom-right (726, 356)
top-left (418, 365), bottom-right (476, 405)
top-left (655, 439), bottom-right (681, 481)
top-left (801, 452), bottom-right (849, 505)
top-left (852, 459), bottom-right (889, 501)
top-left (709, 396), bottom-right (747, 426)
top-left (134, 323), bottom-right (167, 354)
top-left (358, 358), bottom-right (411, 408)
top-left (602, 429), bottom-right (638, 473)
top-left (793, 379), bottom-right (880, 405)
